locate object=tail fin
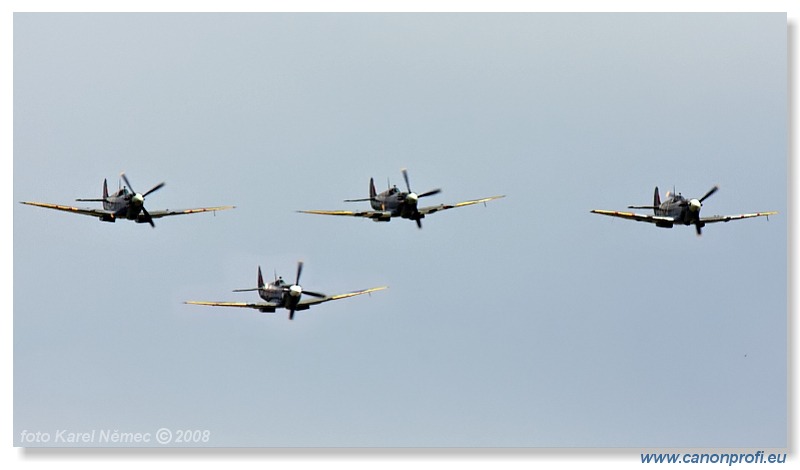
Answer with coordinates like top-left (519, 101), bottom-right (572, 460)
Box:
top-left (344, 178), bottom-right (377, 203)
top-left (76, 179), bottom-right (110, 202)
top-left (258, 266), bottom-right (265, 289)
top-left (653, 186), bottom-right (661, 212)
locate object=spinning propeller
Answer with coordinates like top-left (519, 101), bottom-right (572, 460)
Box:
top-left (681, 185), bottom-right (719, 235)
top-left (121, 173), bottom-right (165, 228)
top-left (285, 261), bottom-right (326, 320)
top-left (400, 168), bottom-right (441, 229)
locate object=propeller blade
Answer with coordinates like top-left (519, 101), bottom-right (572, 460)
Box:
top-left (415, 218), bottom-right (422, 229)
top-left (695, 223), bottom-right (703, 236)
top-left (143, 181), bottom-right (165, 197)
top-left (120, 173), bottom-right (135, 194)
top-left (295, 261), bottom-right (303, 286)
top-left (699, 185), bottom-right (719, 203)
top-left (302, 290), bottom-right (326, 298)
top-left (402, 168), bottom-right (412, 193)
top-left (289, 308), bottom-right (296, 320)
top-left (417, 188), bottom-right (441, 198)
top-left (141, 206), bottom-right (155, 228)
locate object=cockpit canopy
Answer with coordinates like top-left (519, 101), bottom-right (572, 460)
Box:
top-left (664, 191), bottom-right (684, 203)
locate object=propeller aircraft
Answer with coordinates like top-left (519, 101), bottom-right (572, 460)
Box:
top-left (298, 169), bottom-right (504, 229)
top-left (591, 185), bottom-right (776, 235)
top-left (20, 173), bottom-right (234, 227)
top-left (185, 261), bottom-right (387, 320)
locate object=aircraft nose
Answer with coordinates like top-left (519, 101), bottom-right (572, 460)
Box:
top-left (289, 285), bottom-right (302, 297)
top-left (689, 198), bottom-right (702, 212)
top-left (132, 193), bottom-right (145, 206)
top-left (406, 192), bottom-right (418, 205)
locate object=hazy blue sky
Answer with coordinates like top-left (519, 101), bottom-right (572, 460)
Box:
top-left (13, 12), bottom-right (786, 448)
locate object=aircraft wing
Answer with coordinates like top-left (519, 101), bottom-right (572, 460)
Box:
top-left (700, 211), bottom-right (778, 224)
top-left (19, 201), bottom-right (114, 218)
top-left (184, 300), bottom-right (278, 313)
top-left (590, 209), bottom-right (676, 225)
top-left (297, 286), bottom-right (388, 308)
top-left (296, 209), bottom-right (393, 220)
top-left (418, 195), bottom-right (505, 216)
top-left (185, 286), bottom-right (386, 313)
top-left (147, 205), bottom-right (235, 219)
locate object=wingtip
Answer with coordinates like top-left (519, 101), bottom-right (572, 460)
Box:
top-left (369, 286), bottom-right (389, 294)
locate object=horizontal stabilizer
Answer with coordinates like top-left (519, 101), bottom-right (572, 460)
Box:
top-left (233, 287), bottom-right (261, 292)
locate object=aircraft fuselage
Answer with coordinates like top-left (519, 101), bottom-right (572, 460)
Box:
top-left (654, 193), bottom-right (702, 228)
top-left (257, 278), bottom-right (308, 311)
top-left (101, 188), bottom-right (148, 222)
top-left (370, 186), bottom-right (421, 221)
top-left (258, 280), bottom-right (288, 305)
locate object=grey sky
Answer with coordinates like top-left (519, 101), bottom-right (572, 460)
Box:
top-left (13, 13), bottom-right (786, 448)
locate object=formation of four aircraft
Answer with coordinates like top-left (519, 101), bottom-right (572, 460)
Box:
top-left (21, 170), bottom-right (776, 320)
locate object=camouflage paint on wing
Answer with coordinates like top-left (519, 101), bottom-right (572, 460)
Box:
top-left (590, 209), bottom-right (674, 225)
top-left (20, 201), bottom-right (111, 218)
top-left (297, 209), bottom-right (392, 220)
top-left (700, 211), bottom-right (778, 224)
top-left (148, 205), bottom-right (235, 219)
top-left (184, 300), bottom-right (278, 313)
top-left (419, 195), bottom-right (505, 215)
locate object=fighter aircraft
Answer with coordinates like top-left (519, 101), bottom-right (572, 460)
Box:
top-left (298, 169), bottom-right (504, 228)
top-left (185, 261), bottom-right (387, 320)
top-left (591, 185), bottom-right (776, 235)
top-left (20, 173), bottom-right (234, 227)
